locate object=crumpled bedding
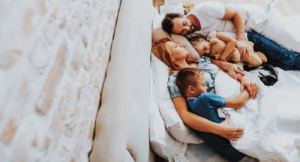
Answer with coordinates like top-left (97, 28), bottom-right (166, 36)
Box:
top-left (246, 8), bottom-right (300, 54)
top-left (215, 68), bottom-right (300, 162)
top-left (227, 4), bottom-right (300, 54)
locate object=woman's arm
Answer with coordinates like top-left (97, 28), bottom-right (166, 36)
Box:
top-left (173, 96), bottom-right (244, 141)
top-left (215, 32), bottom-right (237, 62)
top-left (210, 59), bottom-right (244, 80)
top-left (225, 89), bottom-right (249, 108)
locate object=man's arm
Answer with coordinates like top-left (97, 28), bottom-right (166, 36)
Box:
top-left (215, 32), bottom-right (237, 61)
top-left (222, 5), bottom-right (248, 58)
top-left (172, 96), bottom-right (244, 141)
top-left (225, 89), bottom-right (250, 108)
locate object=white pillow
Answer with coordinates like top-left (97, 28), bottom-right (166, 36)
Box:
top-left (149, 71), bottom-right (189, 162)
top-left (151, 7), bottom-right (200, 60)
top-left (152, 8), bottom-right (163, 29)
top-left (151, 53), bottom-right (204, 144)
top-left (164, 0), bottom-right (184, 16)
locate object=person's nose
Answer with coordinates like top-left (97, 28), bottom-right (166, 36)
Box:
top-left (183, 26), bottom-right (190, 31)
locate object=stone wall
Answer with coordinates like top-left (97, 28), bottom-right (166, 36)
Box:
top-left (0, 0), bottom-right (121, 161)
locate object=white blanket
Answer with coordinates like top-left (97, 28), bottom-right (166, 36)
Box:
top-left (228, 4), bottom-right (300, 53)
top-left (215, 69), bottom-right (300, 162)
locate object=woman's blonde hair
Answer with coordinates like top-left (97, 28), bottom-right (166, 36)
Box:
top-left (151, 38), bottom-right (196, 75)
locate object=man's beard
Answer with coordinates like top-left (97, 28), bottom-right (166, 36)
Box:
top-left (188, 20), bottom-right (196, 34)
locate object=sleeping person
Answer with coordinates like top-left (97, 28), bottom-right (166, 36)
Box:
top-left (152, 37), bottom-right (258, 161)
top-left (176, 68), bottom-right (258, 162)
top-left (161, 1), bottom-right (300, 63)
top-left (189, 31), bottom-right (300, 71)
top-left (152, 37), bottom-right (300, 161)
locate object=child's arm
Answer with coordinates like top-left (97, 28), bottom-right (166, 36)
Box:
top-left (216, 32), bottom-right (237, 62)
top-left (225, 89), bottom-right (250, 109)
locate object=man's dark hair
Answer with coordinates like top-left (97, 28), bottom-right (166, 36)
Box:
top-left (161, 13), bottom-right (183, 35)
top-left (176, 68), bottom-right (204, 97)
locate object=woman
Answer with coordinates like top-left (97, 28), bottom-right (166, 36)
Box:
top-left (152, 38), bottom-right (259, 161)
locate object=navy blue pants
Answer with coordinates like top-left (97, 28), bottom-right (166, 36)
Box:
top-left (197, 131), bottom-right (245, 162)
top-left (248, 32), bottom-right (300, 70)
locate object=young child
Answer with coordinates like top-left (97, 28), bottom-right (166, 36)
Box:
top-left (176, 67), bottom-right (256, 162)
top-left (188, 31), bottom-right (239, 62)
top-left (188, 30), bottom-right (300, 70)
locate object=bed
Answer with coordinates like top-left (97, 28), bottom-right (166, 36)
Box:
top-left (89, 0), bottom-right (300, 161)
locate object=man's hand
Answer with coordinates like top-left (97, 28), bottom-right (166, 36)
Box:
top-left (237, 40), bottom-right (249, 59)
top-left (219, 116), bottom-right (244, 141)
top-left (225, 62), bottom-right (245, 80)
top-left (240, 76), bottom-right (258, 99)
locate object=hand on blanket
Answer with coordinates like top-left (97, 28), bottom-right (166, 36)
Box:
top-left (226, 63), bottom-right (245, 80)
top-left (240, 76), bottom-right (258, 99)
top-left (219, 116), bottom-right (244, 141)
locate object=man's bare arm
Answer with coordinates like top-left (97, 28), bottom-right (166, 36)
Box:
top-left (222, 5), bottom-right (248, 58)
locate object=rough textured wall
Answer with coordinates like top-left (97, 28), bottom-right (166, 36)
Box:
top-left (0, 0), bottom-right (121, 161)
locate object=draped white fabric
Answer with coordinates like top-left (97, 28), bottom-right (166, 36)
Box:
top-left (215, 69), bottom-right (300, 162)
top-left (89, 0), bottom-right (152, 161)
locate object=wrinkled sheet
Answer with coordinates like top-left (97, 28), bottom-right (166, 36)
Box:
top-left (215, 68), bottom-right (300, 162)
top-left (227, 4), bottom-right (300, 54)
top-left (246, 7), bottom-right (300, 53)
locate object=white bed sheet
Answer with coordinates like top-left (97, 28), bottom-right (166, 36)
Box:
top-left (151, 4), bottom-right (300, 162)
top-left (185, 68), bottom-right (300, 162)
top-left (185, 10), bottom-right (300, 162)
top-left (214, 68), bottom-right (300, 162)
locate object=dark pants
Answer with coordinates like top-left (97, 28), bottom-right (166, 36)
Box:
top-left (197, 131), bottom-right (245, 162)
top-left (248, 32), bottom-right (300, 70)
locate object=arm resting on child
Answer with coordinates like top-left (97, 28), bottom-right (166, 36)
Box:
top-left (222, 5), bottom-right (248, 58)
top-left (215, 32), bottom-right (237, 62)
top-left (173, 96), bottom-right (244, 141)
top-left (211, 58), bottom-right (258, 99)
top-left (225, 89), bottom-right (250, 108)
top-left (239, 76), bottom-right (258, 99)
top-left (210, 59), bottom-right (244, 80)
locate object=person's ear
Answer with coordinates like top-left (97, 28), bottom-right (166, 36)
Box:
top-left (199, 38), bottom-right (205, 42)
top-left (179, 13), bottom-right (185, 17)
top-left (188, 85), bottom-right (194, 94)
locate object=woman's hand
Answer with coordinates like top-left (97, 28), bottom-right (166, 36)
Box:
top-left (240, 76), bottom-right (258, 99)
top-left (219, 116), bottom-right (244, 141)
top-left (225, 62), bottom-right (245, 80)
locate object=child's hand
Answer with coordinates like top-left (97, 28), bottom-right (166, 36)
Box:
top-left (226, 53), bottom-right (234, 62)
top-left (220, 53), bottom-right (233, 62)
top-left (220, 57), bottom-right (227, 62)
